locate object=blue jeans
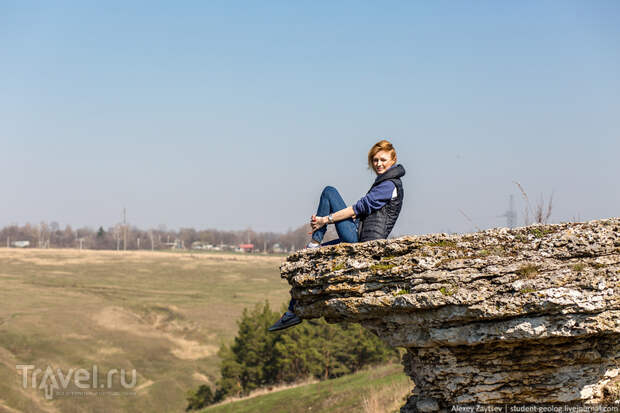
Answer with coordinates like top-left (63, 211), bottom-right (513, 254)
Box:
top-left (288, 186), bottom-right (359, 312)
top-left (311, 186), bottom-right (359, 244)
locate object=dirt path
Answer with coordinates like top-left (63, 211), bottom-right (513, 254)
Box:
top-left (94, 306), bottom-right (217, 360)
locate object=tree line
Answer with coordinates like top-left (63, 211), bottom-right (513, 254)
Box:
top-left (0, 221), bottom-right (331, 253)
top-left (185, 302), bottom-right (398, 410)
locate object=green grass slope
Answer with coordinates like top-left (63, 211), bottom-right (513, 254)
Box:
top-left (202, 363), bottom-right (411, 413)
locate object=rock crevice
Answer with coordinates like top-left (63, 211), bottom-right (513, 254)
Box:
top-left (281, 218), bottom-right (620, 411)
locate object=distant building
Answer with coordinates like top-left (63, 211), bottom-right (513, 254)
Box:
top-left (191, 241), bottom-right (206, 250)
top-left (11, 241), bottom-right (30, 248)
top-left (164, 239), bottom-right (184, 249)
top-left (192, 242), bottom-right (218, 251)
top-left (238, 243), bottom-right (254, 253)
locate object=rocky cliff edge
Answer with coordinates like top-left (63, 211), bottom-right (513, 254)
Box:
top-left (281, 218), bottom-right (620, 411)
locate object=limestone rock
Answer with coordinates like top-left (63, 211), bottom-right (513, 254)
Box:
top-left (281, 218), bottom-right (620, 411)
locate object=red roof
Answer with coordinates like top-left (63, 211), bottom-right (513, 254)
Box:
top-left (239, 244), bottom-right (254, 249)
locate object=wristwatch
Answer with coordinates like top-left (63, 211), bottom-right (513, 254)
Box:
top-left (328, 214), bottom-right (334, 224)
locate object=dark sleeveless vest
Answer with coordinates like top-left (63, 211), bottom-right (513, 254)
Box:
top-left (358, 164), bottom-right (405, 242)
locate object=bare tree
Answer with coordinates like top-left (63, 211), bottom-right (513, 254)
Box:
top-left (38, 221), bottom-right (50, 248)
top-left (113, 224), bottom-right (122, 250)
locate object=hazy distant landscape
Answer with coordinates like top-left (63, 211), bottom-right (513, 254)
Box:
top-left (0, 222), bottom-right (313, 254)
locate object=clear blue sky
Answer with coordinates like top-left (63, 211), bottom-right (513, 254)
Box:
top-left (1, 1), bottom-right (619, 235)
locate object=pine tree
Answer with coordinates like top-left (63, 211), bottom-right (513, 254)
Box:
top-left (187, 301), bottom-right (398, 410)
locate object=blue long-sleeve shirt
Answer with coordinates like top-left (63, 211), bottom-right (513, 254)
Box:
top-left (352, 180), bottom-right (397, 217)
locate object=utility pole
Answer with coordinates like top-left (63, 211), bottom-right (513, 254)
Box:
top-left (137, 237), bottom-right (140, 249)
top-left (149, 231), bottom-right (154, 251)
top-left (123, 207), bottom-right (127, 251)
top-left (499, 195), bottom-right (517, 229)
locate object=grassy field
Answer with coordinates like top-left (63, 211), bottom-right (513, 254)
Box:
top-left (202, 363), bottom-right (411, 413)
top-left (0, 248), bottom-right (290, 413)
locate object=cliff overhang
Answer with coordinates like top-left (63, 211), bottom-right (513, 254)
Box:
top-left (281, 218), bottom-right (620, 412)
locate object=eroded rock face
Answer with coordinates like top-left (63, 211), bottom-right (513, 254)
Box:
top-left (281, 218), bottom-right (620, 411)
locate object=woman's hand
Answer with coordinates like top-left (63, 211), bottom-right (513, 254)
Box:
top-left (307, 207), bottom-right (355, 234)
top-left (309, 214), bottom-right (327, 233)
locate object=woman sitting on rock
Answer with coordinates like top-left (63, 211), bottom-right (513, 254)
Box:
top-left (269, 139), bottom-right (406, 331)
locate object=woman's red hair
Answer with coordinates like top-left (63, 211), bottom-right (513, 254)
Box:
top-left (368, 140), bottom-right (397, 169)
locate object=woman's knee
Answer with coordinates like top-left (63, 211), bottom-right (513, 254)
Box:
top-left (322, 186), bottom-right (338, 196)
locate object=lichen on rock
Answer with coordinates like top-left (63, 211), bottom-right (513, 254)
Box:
top-left (281, 218), bottom-right (620, 411)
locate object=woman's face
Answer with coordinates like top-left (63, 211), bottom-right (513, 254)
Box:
top-left (372, 150), bottom-right (396, 175)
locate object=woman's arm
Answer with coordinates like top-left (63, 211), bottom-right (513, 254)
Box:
top-left (310, 206), bottom-right (356, 232)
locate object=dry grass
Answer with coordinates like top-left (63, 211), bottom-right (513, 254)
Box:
top-left (513, 181), bottom-right (554, 226)
top-left (516, 264), bottom-right (539, 279)
top-left (94, 306), bottom-right (218, 360)
top-left (0, 248), bottom-right (289, 413)
top-left (362, 368), bottom-right (412, 413)
top-left (0, 248), bottom-right (282, 269)
top-left (0, 399), bottom-right (25, 413)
